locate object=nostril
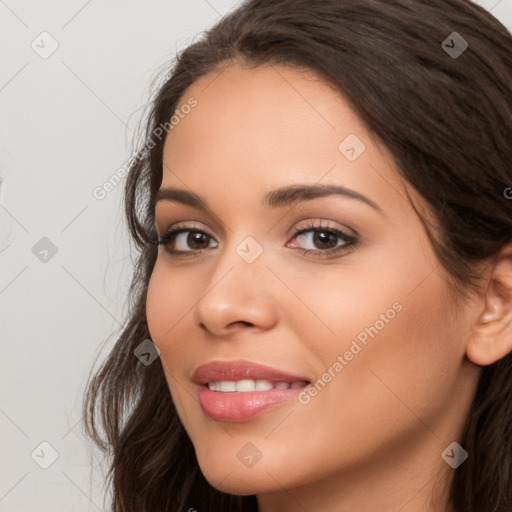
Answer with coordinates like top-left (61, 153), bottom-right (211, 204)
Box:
top-left (197, 320), bottom-right (254, 334)
top-left (230, 321), bottom-right (254, 328)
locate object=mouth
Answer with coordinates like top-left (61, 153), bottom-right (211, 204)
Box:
top-left (206, 379), bottom-right (308, 392)
top-left (192, 361), bottom-right (311, 422)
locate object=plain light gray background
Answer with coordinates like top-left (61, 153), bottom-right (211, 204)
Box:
top-left (1, 1), bottom-right (511, 510)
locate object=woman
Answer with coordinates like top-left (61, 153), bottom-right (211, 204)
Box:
top-left (83, 0), bottom-right (512, 511)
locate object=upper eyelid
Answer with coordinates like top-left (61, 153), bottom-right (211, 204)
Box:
top-left (158, 219), bottom-right (352, 236)
top-left (156, 216), bottom-right (218, 234)
top-left (158, 220), bottom-right (213, 237)
top-left (154, 206), bottom-right (230, 237)
top-left (154, 196), bottom-right (368, 237)
top-left (158, 220), bottom-right (356, 244)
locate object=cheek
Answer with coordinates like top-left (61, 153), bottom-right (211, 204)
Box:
top-left (145, 265), bottom-right (198, 423)
top-left (145, 270), bottom-right (169, 344)
top-left (287, 261), bottom-right (464, 434)
top-left (145, 265), bottom-right (194, 398)
top-left (267, 293), bottom-right (463, 488)
top-left (145, 261), bottom-right (193, 345)
top-left (312, 273), bottom-right (465, 437)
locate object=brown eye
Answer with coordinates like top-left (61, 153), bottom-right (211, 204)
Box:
top-left (288, 222), bottom-right (356, 257)
top-left (158, 228), bottom-right (218, 256)
top-left (185, 231), bottom-right (211, 250)
top-left (157, 221), bottom-right (357, 259)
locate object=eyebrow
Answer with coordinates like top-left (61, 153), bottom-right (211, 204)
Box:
top-left (154, 184), bottom-right (384, 215)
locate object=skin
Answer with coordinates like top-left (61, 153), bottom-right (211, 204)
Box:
top-left (145, 62), bottom-right (512, 512)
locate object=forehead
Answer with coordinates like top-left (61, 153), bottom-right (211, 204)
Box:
top-left (160, 62), bottom-right (413, 221)
top-left (166, 62), bottom-right (362, 155)
top-left (164, 63), bottom-right (366, 175)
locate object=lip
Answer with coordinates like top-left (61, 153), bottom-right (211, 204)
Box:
top-left (192, 360), bottom-right (310, 385)
top-left (193, 360), bottom-right (311, 422)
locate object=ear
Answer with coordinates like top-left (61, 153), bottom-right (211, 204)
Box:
top-left (466, 244), bottom-right (512, 366)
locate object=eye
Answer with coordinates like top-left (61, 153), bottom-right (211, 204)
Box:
top-left (157, 220), bottom-right (357, 259)
top-left (157, 223), bottom-right (218, 257)
top-left (287, 220), bottom-right (357, 258)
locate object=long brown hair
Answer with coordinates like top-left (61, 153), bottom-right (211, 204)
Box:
top-left (83, 1), bottom-right (512, 510)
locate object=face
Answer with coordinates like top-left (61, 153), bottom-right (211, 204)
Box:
top-left (146, 63), bottom-right (480, 501)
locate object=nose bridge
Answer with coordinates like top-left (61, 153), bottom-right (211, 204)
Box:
top-left (192, 229), bottom-right (278, 333)
top-left (207, 231), bottom-right (269, 300)
top-left (213, 212), bottom-right (270, 276)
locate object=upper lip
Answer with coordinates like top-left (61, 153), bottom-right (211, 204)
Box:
top-left (192, 360), bottom-right (311, 385)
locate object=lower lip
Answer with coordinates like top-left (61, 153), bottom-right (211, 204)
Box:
top-left (197, 385), bottom-right (305, 422)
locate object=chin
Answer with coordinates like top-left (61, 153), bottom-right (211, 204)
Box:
top-left (198, 461), bottom-right (270, 495)
top-left (194, 444), bottom-right (289, 495)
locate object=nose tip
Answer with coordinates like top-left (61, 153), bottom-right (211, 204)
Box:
top-left (192, 245), bottom-right (279, 337)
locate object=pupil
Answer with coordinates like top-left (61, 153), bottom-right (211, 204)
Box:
top-left (314, 231), bottom-right (336, 249)
top-left (190, 231), bottom-right (208, 249)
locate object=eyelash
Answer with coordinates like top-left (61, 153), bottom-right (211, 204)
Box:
top-left (156, 220), bottom-right (357, 259)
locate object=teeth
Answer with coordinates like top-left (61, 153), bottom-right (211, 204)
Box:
top-left (208, 381), bottom-right (221, 391)
top-left (207, 380), bottom-right (307, 392)
top-left (235, 379), bottom-right (256, 392)
top-left (255, 379), bottom-right (273, 391)
top-left (219, 381), bottom-right (237, 392)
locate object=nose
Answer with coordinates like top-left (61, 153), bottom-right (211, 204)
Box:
top-left (193, 247), bottom-right (278, 337)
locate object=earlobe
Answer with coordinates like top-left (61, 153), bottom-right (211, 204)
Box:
top-left (466, 245), bottom-right (512, 367)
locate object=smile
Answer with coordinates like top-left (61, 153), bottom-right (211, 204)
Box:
top-left (207, 379), bottom-right (308, 392)
top-left (193, 361), bottom-right (311, 421)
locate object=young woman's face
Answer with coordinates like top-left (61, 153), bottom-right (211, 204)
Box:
top-left (146, 63), bottom-right (481, 506)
